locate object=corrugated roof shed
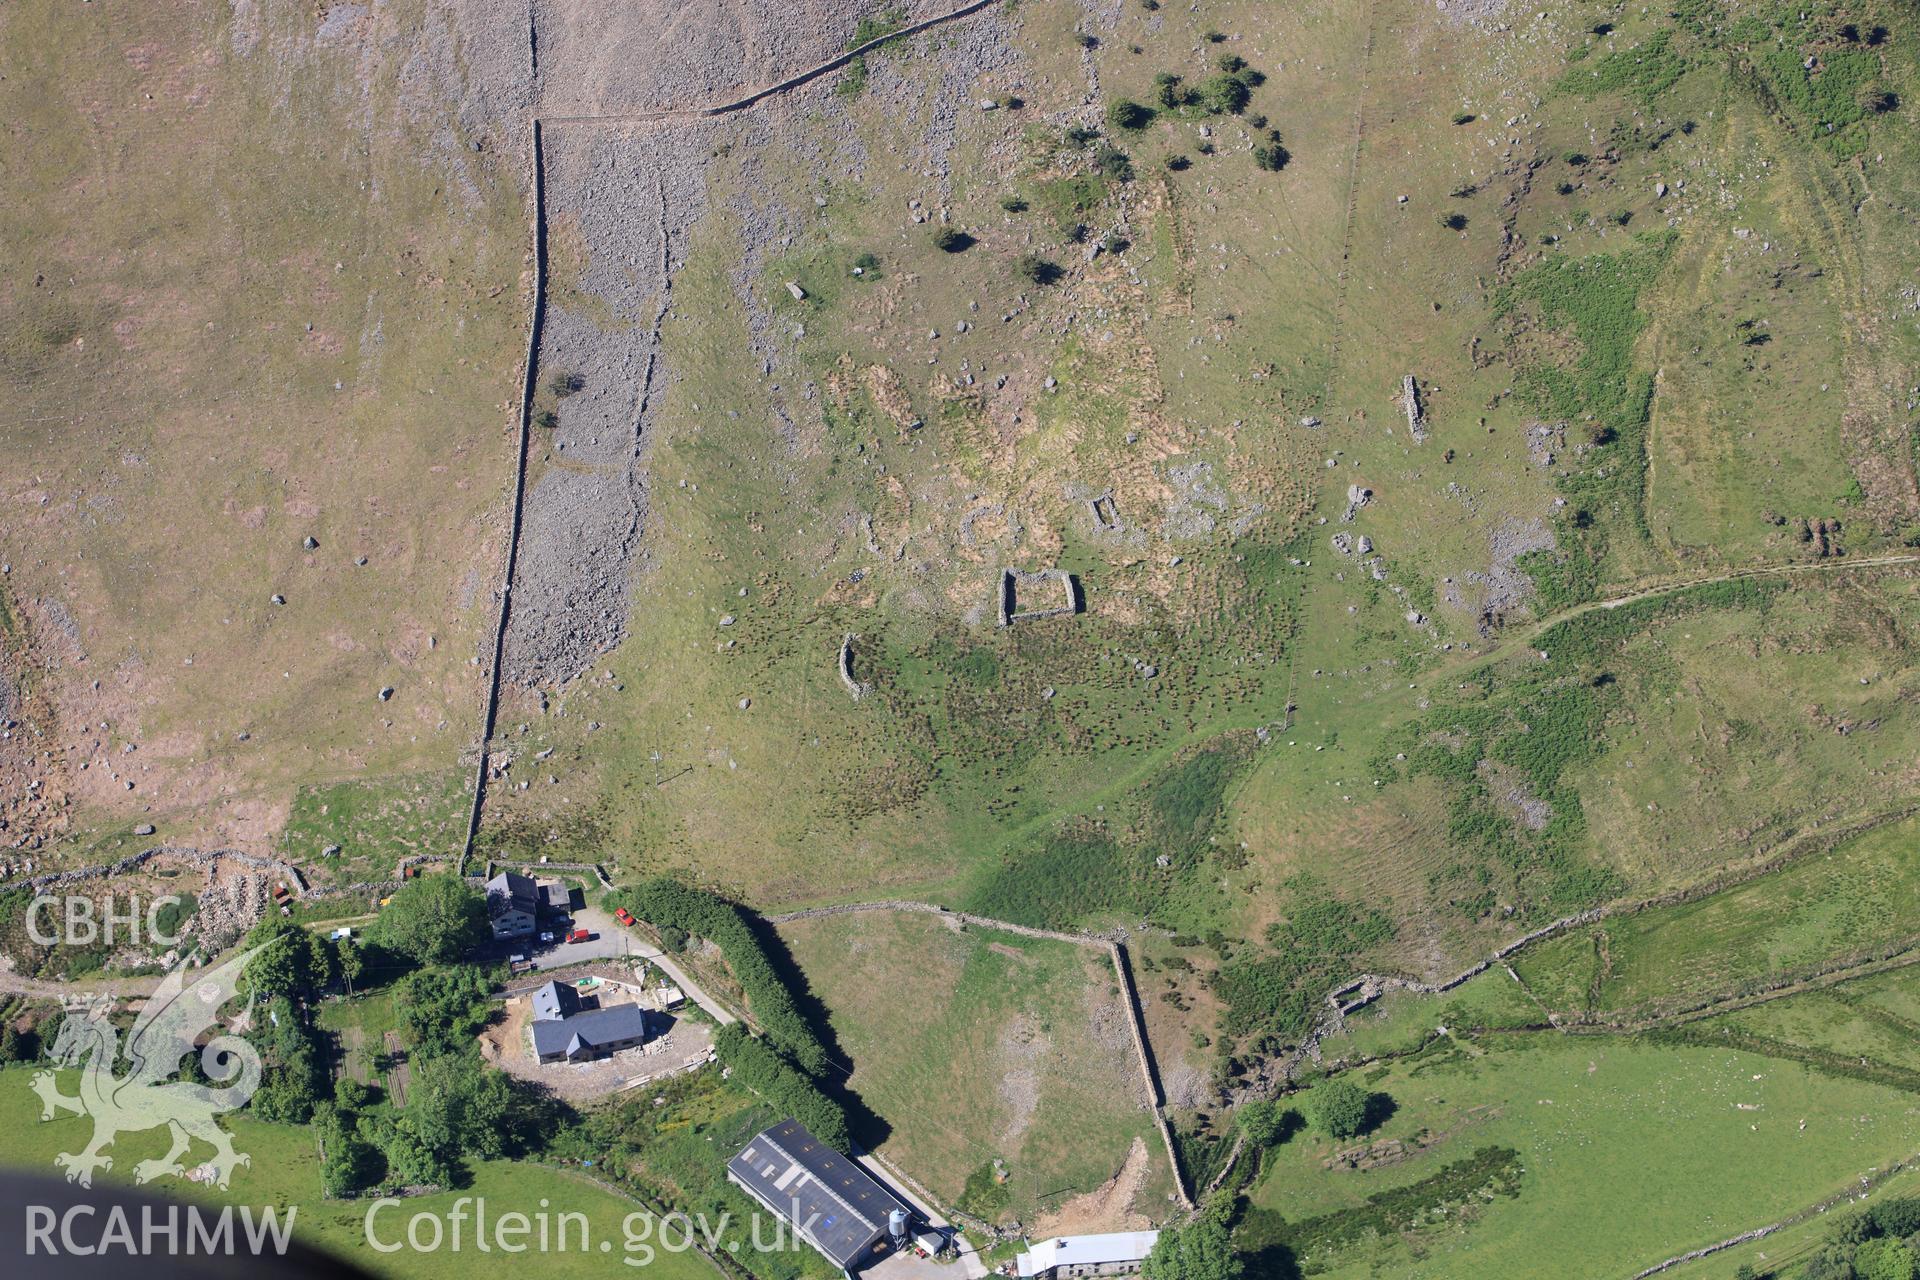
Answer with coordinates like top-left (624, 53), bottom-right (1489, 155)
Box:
top-left (726, 1119), bottom-right (909, 1270)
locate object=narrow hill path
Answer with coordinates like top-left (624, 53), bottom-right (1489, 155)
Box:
top-left (1410, 550), bottom-right (1920, 693)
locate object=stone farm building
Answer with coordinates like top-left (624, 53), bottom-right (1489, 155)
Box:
top-left (527, 979), bottom-right (651, 1064)
top-left (727, 1118), bottom-right (911, 1276)
top-left (1015, 1231), bottom-right (1161, 1279)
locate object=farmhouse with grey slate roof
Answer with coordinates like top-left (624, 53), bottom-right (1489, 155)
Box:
top-left (486, 869), bottom-right (574, 940)
top-left (526, 980), bottom-right (652, 1064)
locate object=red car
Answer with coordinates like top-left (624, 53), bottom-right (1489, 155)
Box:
top-left (567, 928), bottom-right (592, 944)
top-left (614, 908), bottom-right (636, 927)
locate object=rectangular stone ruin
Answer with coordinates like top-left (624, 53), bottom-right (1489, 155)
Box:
top-left (997, 568), bottom-right (1083, 627)
top-left (1088, 494), bottom-right (1119, 532)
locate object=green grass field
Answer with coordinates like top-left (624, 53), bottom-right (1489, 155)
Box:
top-left (1516, 808), bottom-right (1920, 1019)
top-left (0, 1067), bottom-right (718, 1280)
top-left (776, 910), bottom-right (1174, 1227)
top-left (1242, 1034), bottom-right (1920, 1278)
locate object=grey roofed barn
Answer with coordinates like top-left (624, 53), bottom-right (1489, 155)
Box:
top-left (726, 1118), bottom-right (909, 1272)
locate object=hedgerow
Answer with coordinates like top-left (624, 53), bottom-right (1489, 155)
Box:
top-left (711, 1024), bottom-right (851, 1151)
top-left (609, 878), bottom-right (829, 1076)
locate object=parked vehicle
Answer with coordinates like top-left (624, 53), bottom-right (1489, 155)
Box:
top-left (539, 930), bottom-right (556, 943)
top-left (614, 908), bottom-right (636, 927)
top-left (567, 928), bottom-right (592, 944)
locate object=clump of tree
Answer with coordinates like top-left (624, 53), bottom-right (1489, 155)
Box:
top-left (248, 993), bottom-right (330, 1125)
top-left (320, 1049), bottom-right (552, 1197)
top-left (1792, 1194), bottom-right (1920, 1280)
top-left (1107, 98), bottom-right (1155, 131)
top-left (1858, 85), bottom-right (1899, 114)
top-left (374, 875), bottom-right (488, 968)
top-left (1311, 1077), bottom-right (1392, 1139)
top-left (0, 1020), bottom-right (41, 1064)
top-left (241, 915), bottom-right (337, 1002)
top-left (1143, 1208), bottom-right (1244, 1280)
top-left (1253, 135), bottom-right (1290, 171)
top-left (932, 225), bottom-right (975, 253)
top-left (713, 1024), bottom-right (851, 1151)
top-left (999, 194), bottom-right (1029, 212)
top-left (547, 371), bottom-right (584, 397)
top-left (1092, 145), bottom-right (1134, 182)
top-left (395, 964), bottom-right (495, 1057)
top-left (1017, 254), bottom-right (1063, 286)
top-left (1199, 73), bottom-right (1251, 114)
top-left (1235, 1098), bottom-right (1300, 1149)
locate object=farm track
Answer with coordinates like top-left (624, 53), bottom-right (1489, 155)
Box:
top-left (1310, 0), bottom-right (1378, 419)
top-left (1407, 551), bottom-right (1920, 698)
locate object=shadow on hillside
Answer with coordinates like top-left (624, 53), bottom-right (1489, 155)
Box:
top-left (744, 912), bottom-right (892, 1150)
